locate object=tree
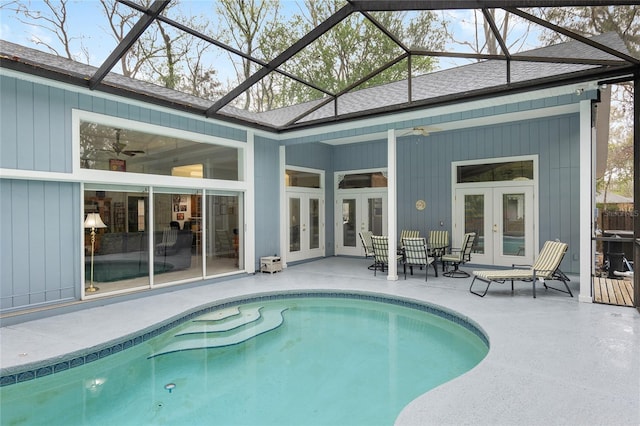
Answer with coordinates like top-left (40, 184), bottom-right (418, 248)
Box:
top-left (536, 6), bottom-right (638, 199)
top-left (215, 0), bottom-right (282, 110)
top-left (10, 0), bottom-right (89, 62)
top-left (442, 9), bottom-right (532, 60)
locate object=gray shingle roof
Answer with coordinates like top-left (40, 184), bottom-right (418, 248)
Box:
top-left (0, 32), bottom-right (632, 130)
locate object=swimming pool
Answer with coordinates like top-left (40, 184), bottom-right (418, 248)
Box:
top-left (0, 293), bottom-right (488, 425)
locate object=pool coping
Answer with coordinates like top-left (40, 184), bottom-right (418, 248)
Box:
top-left (0, 290), bottom-right (488, 387)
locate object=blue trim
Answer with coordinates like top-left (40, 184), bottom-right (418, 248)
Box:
top-left (0, 291), bottom-right (489, 387)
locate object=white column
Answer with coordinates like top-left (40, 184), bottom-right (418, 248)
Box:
top-left (579, 100), bottom-right (593, 303)
top-left (245, 131), bottom-right (256, 274)
top-left (279, 145), bottom-right (287, 268)
top-left (387, 129), bottom-right (398, 280)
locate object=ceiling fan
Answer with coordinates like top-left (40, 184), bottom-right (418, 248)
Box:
top-left (398, 125), bottom-right (442, 137)
top-left (410, 125), bottom-right (442, 136)
top-left (109, 129), bottom-right (145, 157)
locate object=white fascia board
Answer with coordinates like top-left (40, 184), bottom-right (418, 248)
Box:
top-left (279, 82), bottom-right (597, 145)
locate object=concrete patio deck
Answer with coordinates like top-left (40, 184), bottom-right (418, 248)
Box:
top-left (1, 257), bottom-right (638, 425)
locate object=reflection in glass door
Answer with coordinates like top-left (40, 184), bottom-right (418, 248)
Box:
top-left (335, 192), bottom-right (386, 256)
top-left (287, 192), bottom-right (323, 262)
top-left (456, 186), bottom-right (534, 266)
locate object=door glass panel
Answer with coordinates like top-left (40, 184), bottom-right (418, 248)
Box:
top-left (502, 193), bottom-right (525, 256)
top-left (465, 194), bottom-right (485, 254)
top-left (153, 192), bottom-right (201, 285)
top-left (84, 189), bottom-right (150, 294)
top-left (368, 197), bottom-right (383, 235)
top-left (309, 198), bottom-right (320, 250)
top-left (290, 198), bottom-right (301, 252)
top-left (342, 199), bottom-right (357, 247)
top-left (206, 193), bottom-right (242, 275)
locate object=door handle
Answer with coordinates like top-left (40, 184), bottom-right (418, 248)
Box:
top-left (493, 224), bottom-right (498, 233)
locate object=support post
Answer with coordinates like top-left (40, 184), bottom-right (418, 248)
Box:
top-left (633, 72), bottom-right (639, 311)
top-left (579, 99), bottom-right (593, 303)
top-left (387, 129), bottom-right (398, 281)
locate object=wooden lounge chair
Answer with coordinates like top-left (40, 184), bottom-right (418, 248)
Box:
top-left (470, 240), bottom-right (573, 298)
top-left (402, 237), bottom-right (437, 281)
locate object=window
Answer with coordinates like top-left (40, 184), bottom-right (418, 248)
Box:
top-left (286, 169), bottom-right (321, 188)
top-left (338, 172), bottom-right (387, 189)
top-left (457, 161), bottom-right (533, 183)
top-left (80, 121), bottom-right (240, 180)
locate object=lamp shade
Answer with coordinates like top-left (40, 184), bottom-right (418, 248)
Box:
top-left (84, 213), bottom-right (107, 229)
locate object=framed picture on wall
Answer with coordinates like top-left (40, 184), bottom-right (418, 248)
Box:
top-left (109, 159), bottom-right (126, 172)
top-left (177, 213), bottom-right (185, 220)
top-left (180, 204), bottom-right (187, 211)
top-left (173, 204), bottom-right (180, 212)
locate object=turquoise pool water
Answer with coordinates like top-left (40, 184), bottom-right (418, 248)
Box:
top-left (0, 296), bottom-right (488, 425)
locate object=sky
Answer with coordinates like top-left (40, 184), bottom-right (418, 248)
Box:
top-left (0, 0), bottom-right (565, 100)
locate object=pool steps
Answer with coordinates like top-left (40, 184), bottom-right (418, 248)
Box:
top-left (149, 306), bottom-right (287, 358)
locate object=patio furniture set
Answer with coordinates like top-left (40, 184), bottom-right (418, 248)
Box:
top-left (359, 230), bottom-right (573, 299)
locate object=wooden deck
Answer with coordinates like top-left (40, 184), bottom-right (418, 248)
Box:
top-left (593, 276), bottom-right (634, 307)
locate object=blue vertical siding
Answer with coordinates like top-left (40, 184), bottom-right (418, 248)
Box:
top-left (1, 70), bottom-right (585, 315)
top-left (1, 75), bottom-right (248, 311)
top-left (396, 113), bottom-right (580, 272)
top-left (254, 136), bottom-right (280, 265)
top-left (0, 180), bottom-right (79, 310)
top-left (0, 75), bottom-right (246, 174)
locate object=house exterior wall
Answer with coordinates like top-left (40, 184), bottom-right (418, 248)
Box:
top-left (0, 74), bottom-right (257, 312)
top-left (396, 114), bottom-right (580, 273)
top-left (254, 135), bottom-right (280, 262)
top-left (0, 179), bottom-right (80, 309)
top-left (0, 70), bottom-right (586, 316)
top-left (285, 114), bottom-right (580, 273)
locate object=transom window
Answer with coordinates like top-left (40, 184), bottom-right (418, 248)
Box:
top-left (80, 121), bottom-right (240, 181)
top-left (457, 161), bottom-right (534, 183)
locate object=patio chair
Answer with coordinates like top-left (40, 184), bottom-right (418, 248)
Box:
top-left (441, 232), bottom-right (476, 278)
top-left (371, 235), bottom-right (403, 276)
top-left (401, 237), bottom-right (437, 281)
top-left (470, 240), bottom-right (573, 298)
top-left (428, 230), bottom-right (450, 270)
top-left (399, 229), bottom-right (420, 246)
top-left (358, 230), bottom-right (376, 270)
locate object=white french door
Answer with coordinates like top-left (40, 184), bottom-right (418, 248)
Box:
top-left (454, 186), bottom-right (535, 267)
top-left (335, 191), bottom-right (387, 256)
top-left (287, 190), bottom-right (324, 262)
